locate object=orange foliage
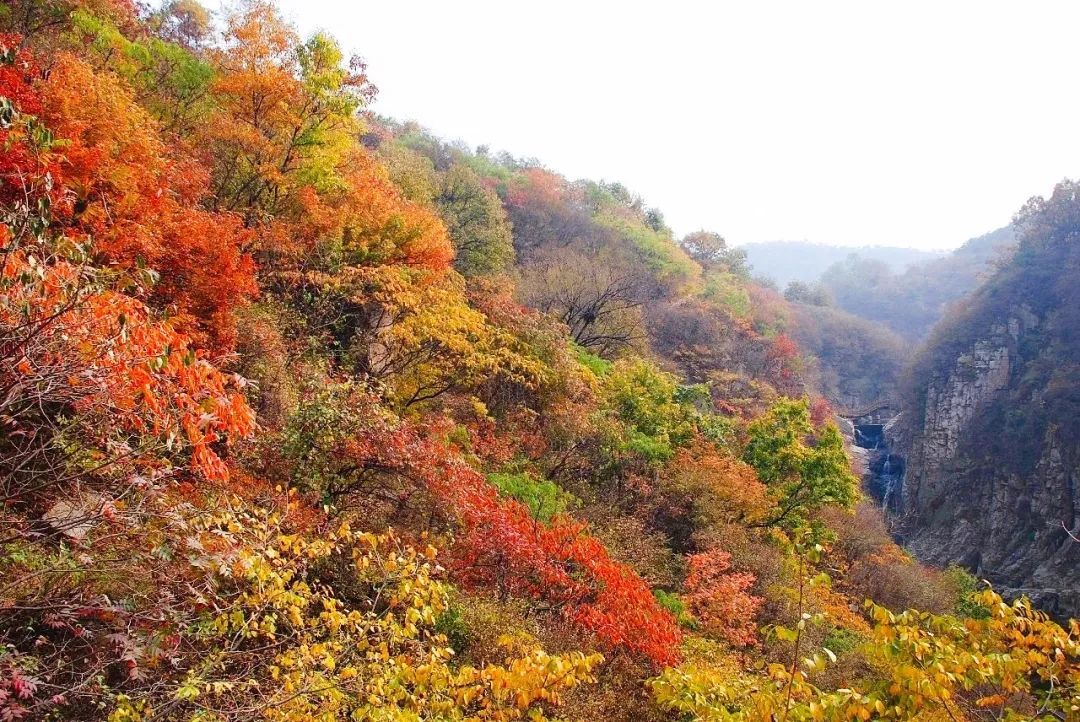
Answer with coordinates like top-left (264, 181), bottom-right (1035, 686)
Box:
top-left (3, 251), bottom-right (254, 483)
top-left (505, 168), bottom-right (571, 209)
top-left (807, 580), bottom-right (872, 634)
top-left (37, 53), bottom-right (256, 350)
top-left (290, 151), bottom-right (453, 270)
top-left (664, 441), bottom-right (774, 527)
top-left (202, 1), bottom-right (375, 223)
top-left (684, 547), bottom-right (764, 647)
top-left (1, 42), bottom-right (254, 483)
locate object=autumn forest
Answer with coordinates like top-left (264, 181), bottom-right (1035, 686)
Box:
top-left (0, 1), bottom-right (1078, 721)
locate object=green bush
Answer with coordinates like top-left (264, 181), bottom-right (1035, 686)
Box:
top-left (654, 589), bottom-right (697, 629)
top-left (574, 344), bottom-right (612, 377)
top-left (823, 626), bottom-right (863, 655)
top-left (434, 606), bottom-right (470, 654)
top-left (487, 471), bottom-right (577, 522)
top-left (945, 565), bottom-right (991, 620)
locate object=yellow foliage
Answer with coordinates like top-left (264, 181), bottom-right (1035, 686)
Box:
top-left (110, 504), bottom-right (601, 721)
top-left (377, 273), bottom-right (550, 408)
top-left (651, 588), bottom-right (1080, 721)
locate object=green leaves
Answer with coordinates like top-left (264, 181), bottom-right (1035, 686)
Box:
top-left (743, 398), bottom-right (859, 529)
top-left (600, 359), bottom-right (714, 464)
top-left (487, 471), bottom-right (576, 522)
top-left (437, 164), bottom-right (515, 277)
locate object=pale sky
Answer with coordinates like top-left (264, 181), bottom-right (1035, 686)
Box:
top-left (262, 0), bottom-right (1080, 250)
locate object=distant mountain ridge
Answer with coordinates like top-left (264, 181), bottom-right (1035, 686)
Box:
top-left (818, 226), bottom-right (1017, 341)
top-left (740, 241), bottom-right (945, 286)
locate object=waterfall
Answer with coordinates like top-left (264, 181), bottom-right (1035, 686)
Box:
top-left (850, 412), bottom-right (904, 512)
top-left (881, 455), bottom-right (893, 510)
top-left (879, 454), bottom-right (905, 512)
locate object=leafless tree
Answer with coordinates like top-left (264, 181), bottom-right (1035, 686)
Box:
top-left (517, 245), bottom-right (646, 355)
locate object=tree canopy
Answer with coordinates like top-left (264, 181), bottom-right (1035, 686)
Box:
top-left (0, 7), bottom-right (1076, 722)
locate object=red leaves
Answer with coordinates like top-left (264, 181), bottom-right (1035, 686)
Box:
top-left (551, 523), bottom-right (682, 665)
top-left (153, 206), bottom-right (257, 350)
top-left (9, 675), bottom-right (35, 701)
top-left (308, 404), bottom-right (681, 666)
top-left (0, 661), bottom-right (41, 722)
top-left (0, 42), bottom-right (255, 484)
top-left (766, 333), bottom-right (801, 382)
top-left (684, 547), bottom-right (763, 648)
top-left (0, 38), bottom-right (64, 219)
top-left (416, 435), bottom-right (682, 667)
top-left (809, 396), bottom-right (834, 428)
top-left (0, 36), bottom-right (39, 108)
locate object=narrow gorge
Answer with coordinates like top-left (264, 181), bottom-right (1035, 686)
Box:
top-left (853, 186), bottom-right (1080, 619)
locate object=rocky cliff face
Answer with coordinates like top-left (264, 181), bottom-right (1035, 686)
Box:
top-left (899, 307), bottom-right (1080, 617)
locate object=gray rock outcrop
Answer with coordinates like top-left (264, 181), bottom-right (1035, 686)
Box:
top-left (899, 309), bottom-right (1080, 617)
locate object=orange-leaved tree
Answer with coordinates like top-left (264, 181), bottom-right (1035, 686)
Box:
top-left (684, 547), bottom-right (763, 648)
top-left (36, 51), bottom-right (256, 350)
top-left (1, 37), bottom-right (254, 496)
top-left (203, 0), bottom-right (375, 227)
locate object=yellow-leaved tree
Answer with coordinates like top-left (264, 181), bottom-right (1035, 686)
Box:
top-left (110, 502), bottom-right (602, 722)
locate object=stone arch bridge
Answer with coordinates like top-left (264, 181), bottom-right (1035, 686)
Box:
top-left (836, 398), bottom-right (900, 450)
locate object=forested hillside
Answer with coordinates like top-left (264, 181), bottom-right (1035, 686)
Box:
top-left (899, 183), bottom-right (1080, 617)
top-left (816, 227), bottom-right (1017, 341)
top-left (1, 2), bottom-right (1077, 721)
top-left (786, 301), bottom-right (906, 410)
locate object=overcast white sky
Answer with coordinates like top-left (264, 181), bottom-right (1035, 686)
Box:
top-left (261, 0), bottom-right (1080, 250)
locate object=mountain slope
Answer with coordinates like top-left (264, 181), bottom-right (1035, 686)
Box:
top-left (819, 226), bottom-right (1017, 340)
top-left (899, 185), bottom-right (1080, 616)
top-left (787, 301), bottom-right (907, 410)
top-left (1, 4), bottom-right (1078, 721)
